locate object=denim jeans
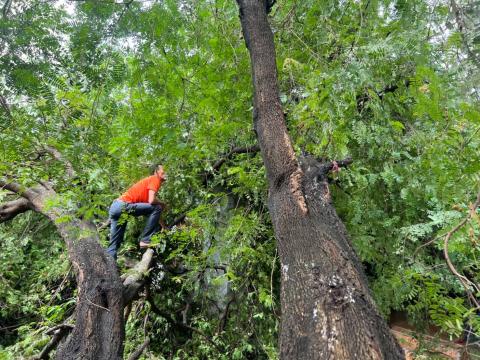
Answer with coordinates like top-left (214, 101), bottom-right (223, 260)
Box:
top-left (107, 199), bottom-right (162, 259)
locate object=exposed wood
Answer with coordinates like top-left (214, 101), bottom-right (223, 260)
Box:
top-left (236, 1), bottom-right (404, 358)
top-left (0, 179), bottom-right (125, 360)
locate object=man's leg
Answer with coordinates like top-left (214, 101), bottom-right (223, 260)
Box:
top-left (107, 200), bottom-right (127, 259)
top-left (125, 203), bottom-right (162, 245)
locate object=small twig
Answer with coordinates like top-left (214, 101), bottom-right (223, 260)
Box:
top-left (86, 297), bottom-right (111, 312)
top-left (46, 266), bottom-right (72, 307)
top-left (414, 233), bottom-right (445, 256)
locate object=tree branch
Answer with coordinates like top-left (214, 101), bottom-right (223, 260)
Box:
top-left (43, 146), bottom-right (76, 178)
top-left (2, 0), bottom-right (12, 19)
top-left (0, 198), bottom-right (32, 223)
top-left (211, 144), bottom-right (260, 172)
top-left (450, 0), bottom-right (480, 65)
top-left (127, 338), bottom-right (150, 360)
top-left (122, 249), bottom-right (155, 305)
top-left (201, 144), bottom-right (260, 185)
top-left (35, 324), bottom-right (74, 360)
top-left (356, 80), bottom-right (410, 112)
top-left (316, 157), bottom-right (353, 177)
top-left (0, 94), bottom-right (13, 119)
top-left (443, 190), bottom-right (480, 308)
top-left (145, 287), bottom-right (224, 353)
top-left (0, 179), bottom-right (26, 195)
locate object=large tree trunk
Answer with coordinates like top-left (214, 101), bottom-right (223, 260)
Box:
top-left (1, 181), bottom-right (125, 359)
top-left (236, 1), bottom-right (404, 359)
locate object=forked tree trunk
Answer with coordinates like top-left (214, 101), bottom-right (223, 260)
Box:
top-left (236, 1), bottom-right (404, 359)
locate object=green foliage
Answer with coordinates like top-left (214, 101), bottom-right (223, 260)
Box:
top-left (1, 0), bottom-right (480, 358)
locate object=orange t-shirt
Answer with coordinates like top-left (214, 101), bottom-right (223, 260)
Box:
top-left (119, 175), bottom-right (162, 203)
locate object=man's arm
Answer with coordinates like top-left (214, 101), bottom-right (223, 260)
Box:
top-left (148, 189), bottom-right (168, 228)
top-left (148, 190), bottom-right (162, 205)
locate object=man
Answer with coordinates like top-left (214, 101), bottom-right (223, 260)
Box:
top-left (107, 164), bottom-right (166, 259)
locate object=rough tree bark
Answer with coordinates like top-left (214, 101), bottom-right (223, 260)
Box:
top-left (235, 1), bottom-right (404, 359)
top-left (0, 179), bottom-right (125, 359)
top-left (0, 141), bottom-right (260, 358)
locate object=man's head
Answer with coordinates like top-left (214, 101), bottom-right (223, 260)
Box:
top-left (150, 163), bottom-right (166, 180)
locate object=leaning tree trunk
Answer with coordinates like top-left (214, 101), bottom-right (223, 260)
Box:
top-left (236, 1), bottom-right (404, 359)
top-left (1, 181), bottom-right (125, 359)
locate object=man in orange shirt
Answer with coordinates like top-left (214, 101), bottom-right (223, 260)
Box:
top-left (107, 164), bottom-right (166, 259)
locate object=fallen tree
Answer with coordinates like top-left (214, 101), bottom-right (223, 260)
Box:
top-left (0, 143), bottom-right (258, 359)
top-left (0, 148), bottom-right (155, 360)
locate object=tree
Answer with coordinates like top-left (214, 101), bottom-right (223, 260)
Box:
top-left (2, 0), bottom-right (480, 358)
top-left (0, 167), bottom-right (157, 359)
top-left (235, 1), bottom-right (404, 358)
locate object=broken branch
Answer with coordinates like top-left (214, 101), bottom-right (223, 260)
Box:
top-left (0, 198), bottom-right (32, 223)
top-left (35, 324), bottom-right (74, 360)
top-left (122, 249), bottom-right (155, 305)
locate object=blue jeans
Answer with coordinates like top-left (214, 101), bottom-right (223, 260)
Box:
top-left (107, 199), bottom-right (162, 259)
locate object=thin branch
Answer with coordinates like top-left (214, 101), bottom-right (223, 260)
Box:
top-left (356, 80), bottom-right (411, 112)
top-left (211, 144), bottom-right (260, 172)
top-left (43, 146), bottom-right (76, 178)
top-left (127, 338), bottom-right (150, 360)
top-left (201, 144), bottom-right (260, 186)
top-left (45, 266), bottom-right (72, 307)
top-left (443, 190), bottom-right (480, 308)
top-left (217, 296), bottom-right (235, 334)
top-left (35, 324), bottom-right (74, 360)
top-left (2, 0), bottom-right (12, 19)
top-left (86, 296), bottom-right (111, 312)
top-left (45, 323), bottom-right (74, 336)
top-left (124, 303), bottom-right (132, 323)
top-left (414, 233), bottom-right (444, 256)
top-left (0, 94), bottom-right (13, 119)
top-left (145, 287), bottom-right (223, 353)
